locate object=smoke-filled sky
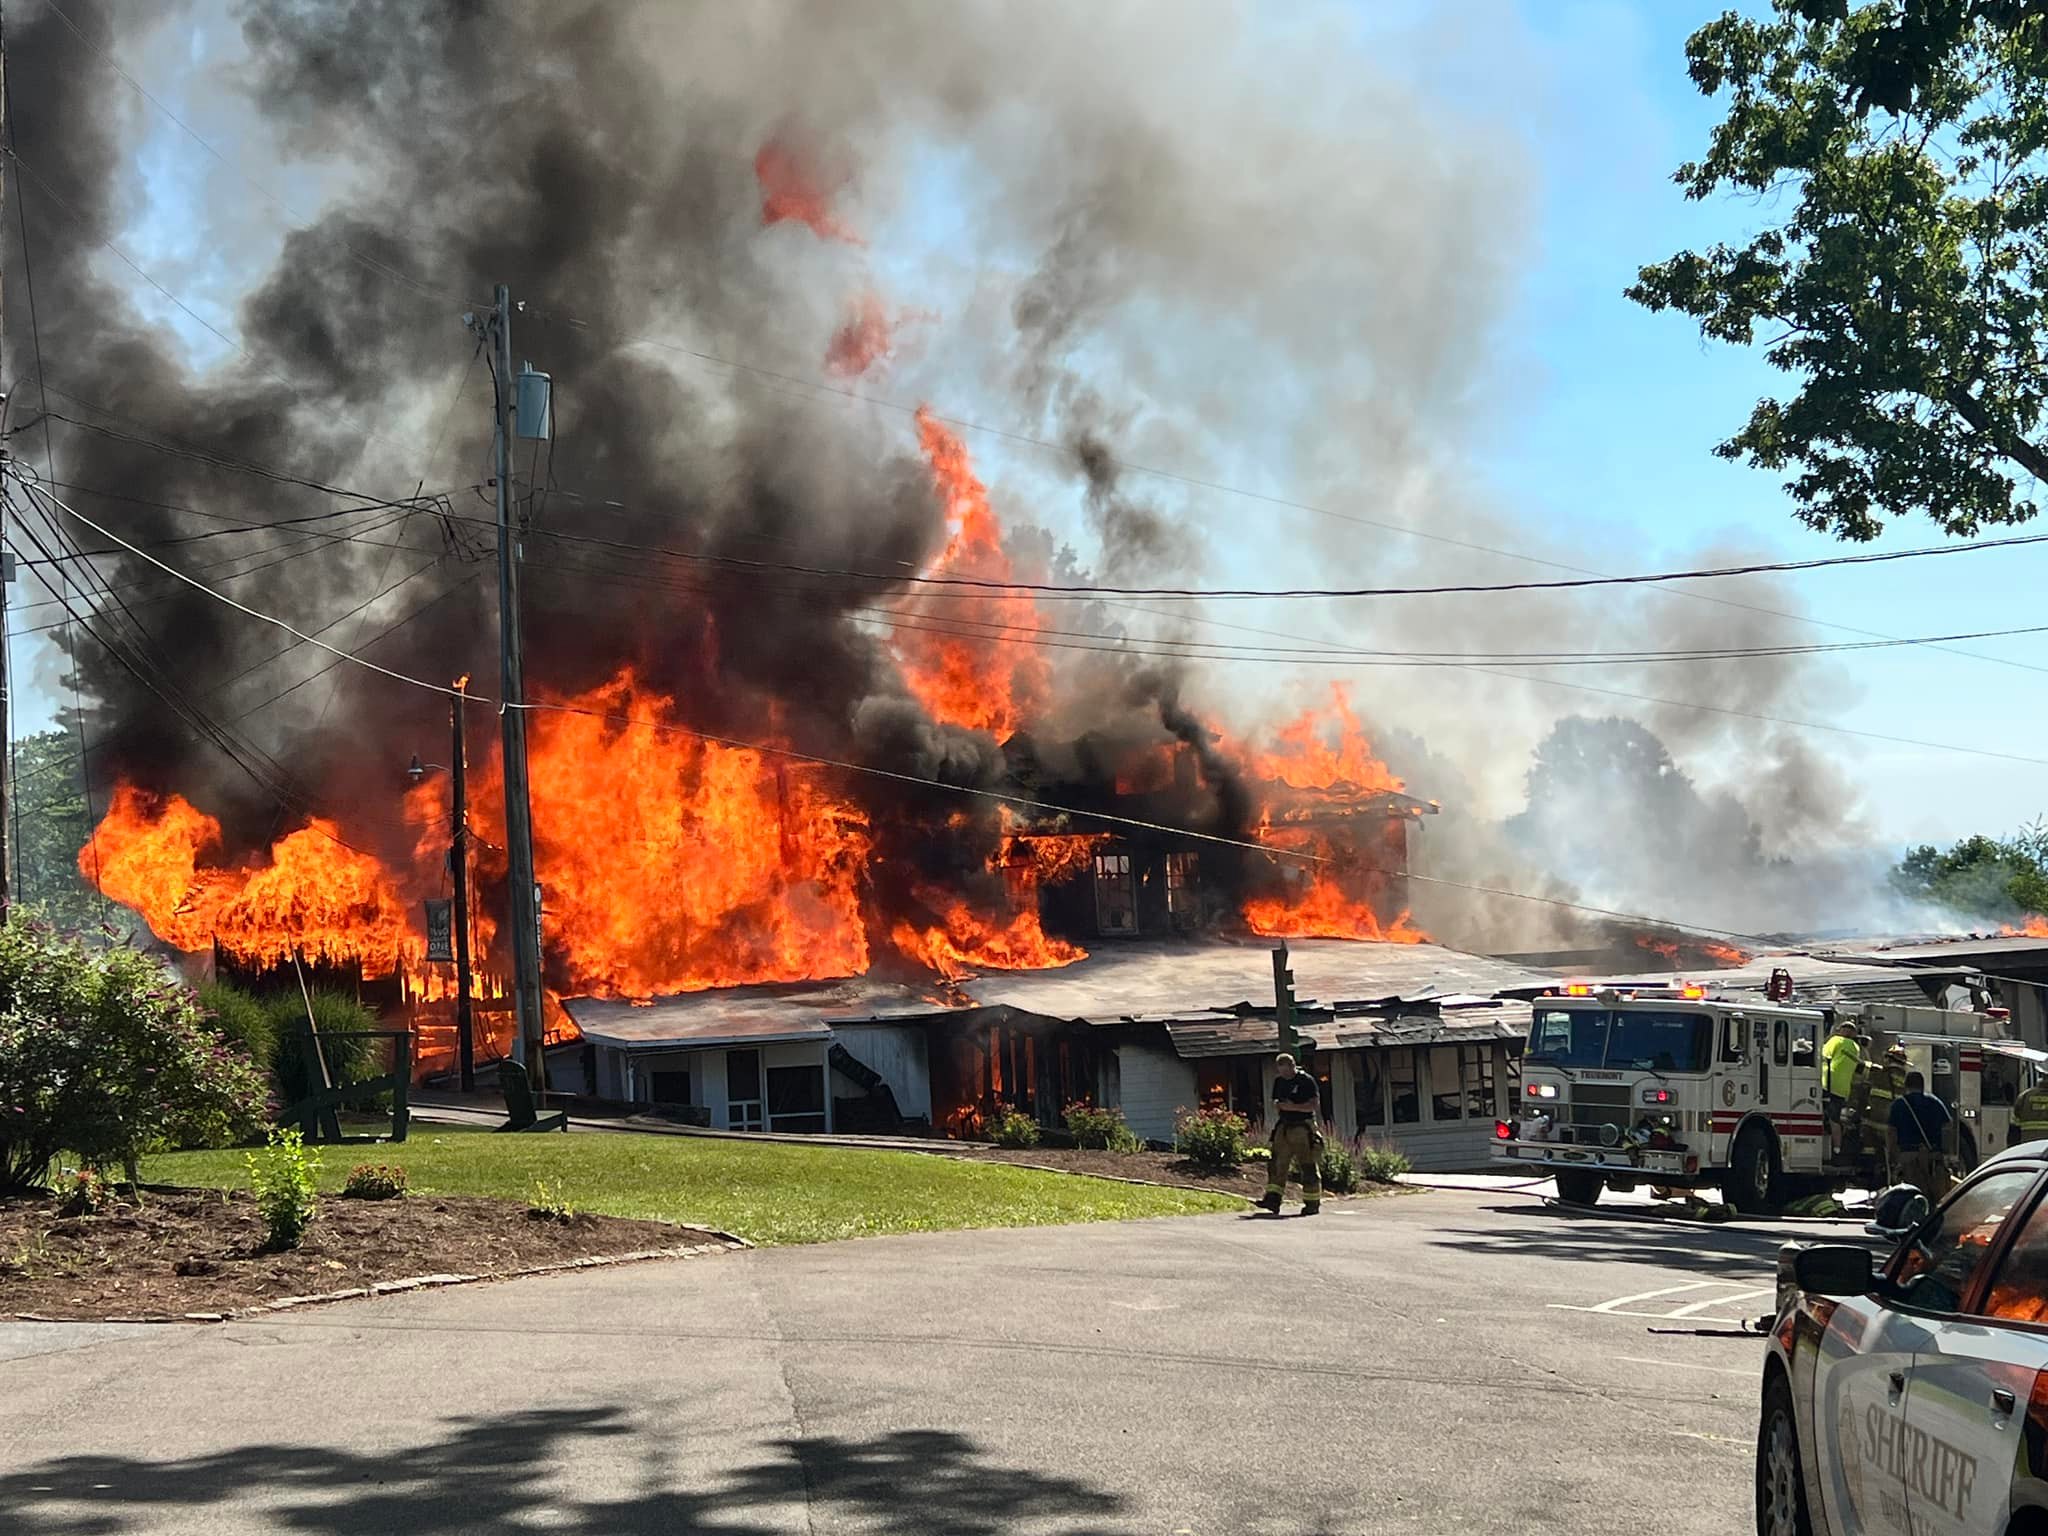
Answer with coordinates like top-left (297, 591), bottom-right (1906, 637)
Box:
top-left (6, 0), bottom-right (2039, 943)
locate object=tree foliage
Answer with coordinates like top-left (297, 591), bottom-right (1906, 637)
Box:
top-left (1631, 0), bottom-right (2048, 539)
top-left (0, 918), bottom-right (268, 1191)
top-left (1891, 819), bottom-right (2048, 918)
top-left (11, 727), bottom-right (123, 937)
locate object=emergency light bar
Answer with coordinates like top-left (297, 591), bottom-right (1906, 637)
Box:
top-left (1544, 982), bottom-right (1711, 1002)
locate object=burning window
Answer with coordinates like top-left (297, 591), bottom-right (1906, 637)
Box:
top-left (1093, 851), bottom-right (1137, 936)
top-left (1165, 852), bottom-right (1199, 926)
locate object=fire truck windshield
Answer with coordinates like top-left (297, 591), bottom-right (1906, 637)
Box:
top-left (1526, 1008), bottom-right (1712, 1073)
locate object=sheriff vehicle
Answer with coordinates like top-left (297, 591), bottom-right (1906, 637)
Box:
top-left (1491, 979), bottom-right (2045, 1215)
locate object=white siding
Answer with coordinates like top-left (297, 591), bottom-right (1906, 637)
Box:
top-left (1117, 1043), bottom-right (1197, 1144)
top-left (830, 1023), bottom-right (932, 1120)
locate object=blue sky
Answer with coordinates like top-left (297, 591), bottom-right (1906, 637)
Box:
top-left (15, 0), bottom-right (2042, 860)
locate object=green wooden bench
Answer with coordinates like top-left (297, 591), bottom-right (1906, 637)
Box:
top-left (496, 1061), bottom-right (568, 1133)
top-left (274, 1029), bottom-right (411, 1145)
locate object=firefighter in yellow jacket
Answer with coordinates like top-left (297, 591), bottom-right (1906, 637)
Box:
top-left (1259, 1053), bottom-right (1323, 1216)
top-left (2013, 1075), bottom-right (2048, 1147)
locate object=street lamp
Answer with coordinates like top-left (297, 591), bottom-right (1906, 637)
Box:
top-left (408, 681), bottom-right (476, 1092)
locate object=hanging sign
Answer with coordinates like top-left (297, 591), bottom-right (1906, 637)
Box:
top-left (424, 899), bottom-right (454, 963)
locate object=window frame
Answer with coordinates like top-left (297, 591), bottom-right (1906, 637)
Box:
top-left (1388, 1046), bottom-right (1421, 1126)
top-left (1427, 1043), bottom-right (1463, 1122)
top-left (1461, 1045), bottom-right (1495, 1121)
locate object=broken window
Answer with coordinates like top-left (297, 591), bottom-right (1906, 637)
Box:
top-left (1092, 851), bottom-right (1138, 935)
top-left (1388, 1047), bottom-right (1420, 1125)
top-left (1429, 1045), bottom-right (1463, 1121)
top-left (1165, 852), bottom-right (1199, 927)
top-left (1462, 1046), bottom-right (1495, 1120)
top-left (1354, 1053), bottom-right (1387, 1128)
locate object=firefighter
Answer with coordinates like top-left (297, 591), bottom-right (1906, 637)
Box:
top-left (2013, 1071), bottom-right (2048, 1146)
top-left (1259, 1053), bottom-right (1323, 1216)
top-left (1888, 1069), bottom-right (1955, 1200)
top-left (1862, 1044), bottom-right (1907, 1167)
top-left (1820, 1020), bottom-right (1862, 1157)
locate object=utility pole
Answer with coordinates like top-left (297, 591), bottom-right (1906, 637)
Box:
top-left (487, 285), bottom-right (547, 1087)
top-left (1272, 943), bottom-right (1297, 1056)
top-left (450, 677), bottom-right (475, 1093)
top-left (0, 5), bottom-right (13, 919)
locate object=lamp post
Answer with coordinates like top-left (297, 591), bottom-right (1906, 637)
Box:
top-left (409, 679), bottom-right (475, 1092)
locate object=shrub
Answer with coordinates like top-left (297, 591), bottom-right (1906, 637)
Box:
top-left (527, 1178), bottom-right (576, 1221)
top-left (1175, 1105), bottom-right (1250, 1169)
top-left (268, 991), bottom-right (387, 1110)
top-left (1355, 1139), bottom-right (1412, 1184)
top-left (343, 1162), bottom-right (408, 1200)
top-left (1063, 1101), bottom-right (1138, 1153)
top-left (1318, 1135), bottom-right (1360, 1195)
top-left (991, 1105), bottom-right (1040, 1148)
top-left (246, 1126), bottom-right (320, 1249)
top-left (0, 918), bottom-right (270, 1191)
top-left (56, 1167), bottom-right (111, 1216)
top-left (198, 981), bottom-right (276, 1069)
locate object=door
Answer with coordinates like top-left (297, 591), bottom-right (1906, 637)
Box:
top-left (726, 1049), bottom-right (765, 1131)
top-left (1811, 1291), bottom-right (1929, 1534)
top-left (1902, 1166), bottom-right (2048, 1534)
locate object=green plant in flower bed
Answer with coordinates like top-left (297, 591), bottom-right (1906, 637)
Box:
top-left (527, 1178), bottom-right (577, 1221)
top-left (1354, 1139), bottom-right (1411, 1184)
top-left (197, 981), bottom-right (276, 1069)
top-left (991, 1105), bottom-right (1040, 1149)
top-left (1318, 1135), bottom-right (1360, 1195)
top-left (0, 916), bottom-right (269, 1192)
top-left (267, 991), bottom-right (388, 1110)
top-left (1174, 1105), bottom-right (1250, 1169)
top-left (246, 1126), bottom-right (320, 1250)
top-left (342, 1162), bottom-right (408, 1200)
top-left (1063, 1101), bottom-right (1137, 1153)
top-left (56, 1166), bottom-right (111, 1216)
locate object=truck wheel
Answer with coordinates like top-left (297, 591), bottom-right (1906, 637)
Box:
top-left (1728, 1126), bottom-right (1784, 1217)
top-left (1957, 1125), bottom-right (1980, 1174)
top-left (1756, 1370), bottom-right (1813, 1536)
top-left (1555, 1170), bottom-right (1603, 1207)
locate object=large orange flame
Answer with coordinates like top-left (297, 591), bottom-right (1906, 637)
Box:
top-left (754, 136), bottom-right (862, 245)
top-left (85, 784), bottom-right (233, 951)
top-left (890, 893), bottom-right (1085, 982)
top-left (893, 408), bottom-right (1051, 738)
top-left (470, 669), bottom-right (872, 998)
top-left (1234, 686), bottom-right (1427, 943)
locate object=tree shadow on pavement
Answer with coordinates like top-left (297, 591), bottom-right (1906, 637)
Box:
top-left (1428, 1203), bottom-right (1885, 1281)
top-left (1, 1408), bottom-right (1127, 1535)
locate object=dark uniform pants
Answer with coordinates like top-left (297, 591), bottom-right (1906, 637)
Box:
top-left (1899, 1147), bottom-right (1953, 1200)
top-left (1267, 1119), bottom-right (1322, 1202)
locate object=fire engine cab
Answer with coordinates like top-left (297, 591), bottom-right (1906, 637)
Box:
top-left (1490, 979), bottom-right (2047, 1214)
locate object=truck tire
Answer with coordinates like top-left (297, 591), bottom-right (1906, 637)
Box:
top-left (1958, 1125), bottom-right (1980, 1174)
top-left (1728, 1125), bottom-right (1784, 1217)
top-left (1555, 1169), bottom-right (1603, 1207)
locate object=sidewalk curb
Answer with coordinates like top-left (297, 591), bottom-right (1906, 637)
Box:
top-left (11, 1231), bottom-right (751, 1327)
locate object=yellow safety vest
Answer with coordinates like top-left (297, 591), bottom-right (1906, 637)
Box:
top-left (1822, 1034), bottom-right (1862, 1098)
top-left (2014, 1086), bottom-right (2048, 1139)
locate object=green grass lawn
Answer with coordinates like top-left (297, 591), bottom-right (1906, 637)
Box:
top-left (142, 1127), bottom-right (1238, 1246)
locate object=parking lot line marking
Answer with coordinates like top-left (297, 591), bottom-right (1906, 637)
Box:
top-left (1666, 1288), bottom-right (1774, 1318)
top-left (1612, 1355), bottom-right (1757, 1378)
top-left (1579, 1281), bottom-right (1720, 1314)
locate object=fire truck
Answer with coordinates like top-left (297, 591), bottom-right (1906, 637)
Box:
top-left (1490, 979), bottom-right (2047, 1213)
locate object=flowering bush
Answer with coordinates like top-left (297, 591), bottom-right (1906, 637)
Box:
top-left (1355, 1139), bottom-right (1411, 1184)
top-left (1174, 1105), bottom-right (1250, 1169)
top-left (991, 1105), bottom-right (1040, 1148)
top-left (1063, 1101), bottom-right (1138, 1153)
top-left (0, 918), bottom-right (269, 1192)
top-left (247, 1126), bottom-right (320, 1249)
top-left (1318, 1135), bottom-right (1360, 1194)
top-left (56, 1166), bottom-right (111, 1216)
top-left (343, 1162), bottom-right (409, 1200)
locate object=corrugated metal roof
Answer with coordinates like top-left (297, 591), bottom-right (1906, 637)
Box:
top-left (1818, 936), bottom-right (2048, 967)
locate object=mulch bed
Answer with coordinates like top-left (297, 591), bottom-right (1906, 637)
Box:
top-left (0, 1187), bottom-right (731, 1322)
top-left (937, 1143), bottom-right (1405, 1199)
